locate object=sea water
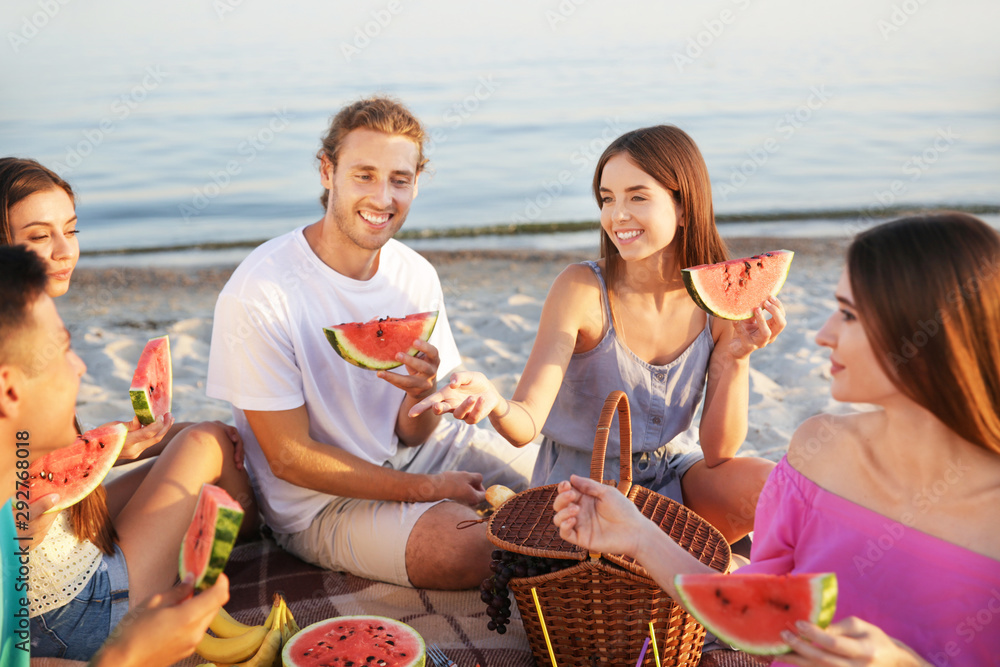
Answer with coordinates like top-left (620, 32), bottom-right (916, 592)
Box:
top-left (1, 0), bottom-right (998, 256)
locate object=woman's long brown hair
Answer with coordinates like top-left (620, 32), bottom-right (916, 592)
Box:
top-left (72, 417), bottom-right (118, 555)
top-left (848, 212), bottom-right (1000, 454)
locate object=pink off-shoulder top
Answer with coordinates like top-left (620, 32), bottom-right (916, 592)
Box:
top-left (740, 457), bottom-right (1000, 666)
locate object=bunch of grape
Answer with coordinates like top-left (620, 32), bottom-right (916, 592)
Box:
top-left (480, 549), bottom-right (572, 634)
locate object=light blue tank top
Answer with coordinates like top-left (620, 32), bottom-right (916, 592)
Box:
top-left (531, 261), bottom-right (713, 497)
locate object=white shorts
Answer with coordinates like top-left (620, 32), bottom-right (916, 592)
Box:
top-left (273, 419), bottom-right (538, 587)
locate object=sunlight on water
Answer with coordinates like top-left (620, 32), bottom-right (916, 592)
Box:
top-left (2, 0), bottom-right (998, 253)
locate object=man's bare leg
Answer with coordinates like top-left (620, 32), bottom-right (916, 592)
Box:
top-left (404, 501), bottom-right (492, 589)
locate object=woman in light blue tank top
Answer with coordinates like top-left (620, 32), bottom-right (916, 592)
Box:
top-left (411, 126), bottom-right (785, 544)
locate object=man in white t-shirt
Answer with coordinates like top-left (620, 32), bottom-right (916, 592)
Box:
top-left (206, 97), bottom-right (535, 589)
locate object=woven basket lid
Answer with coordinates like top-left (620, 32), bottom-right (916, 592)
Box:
top-left (487, 391), bottom-right (731, 576)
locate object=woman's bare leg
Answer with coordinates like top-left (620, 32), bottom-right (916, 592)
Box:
top-left (113, 422), bottom-right (256, 606)
top-left (680, 456), bottom-right (775, 544)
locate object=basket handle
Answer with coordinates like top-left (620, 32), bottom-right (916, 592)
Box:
top-left (590, 390), bottom-right (633, 496)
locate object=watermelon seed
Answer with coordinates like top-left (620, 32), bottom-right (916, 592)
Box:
top-left (367, 657), bottom-right (375, 662)
top-left (376, 329), bottom-right (383, 337)
top-left (340, 635), bottom-right (348, 641)
top-left (47, 472), bottom-right (54, 481)
top-left (386, 640), bottom-right (395, 646)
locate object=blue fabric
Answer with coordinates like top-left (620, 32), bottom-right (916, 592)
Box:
top-left (1, 498), bottom-right (30, 667)
top-left (29, 544), bottom-right (129, 661)
top-left (532, 261), bottom-right (711, 501)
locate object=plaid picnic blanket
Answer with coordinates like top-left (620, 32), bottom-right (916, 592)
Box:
top-left (174, 536), bottom-right (771, 667)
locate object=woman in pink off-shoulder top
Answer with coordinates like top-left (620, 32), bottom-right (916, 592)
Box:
top-left (552, 212), bottom-right (1000, 666)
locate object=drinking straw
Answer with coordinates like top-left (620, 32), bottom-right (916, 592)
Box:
top-left (530, 587), bottom-right (558, 667)
top-left (635, 636), bottom-right (651, 667)
top-left (649, 621), bottom-right (661, 667)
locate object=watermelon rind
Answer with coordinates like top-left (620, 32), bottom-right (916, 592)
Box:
top-left (28, 422), bottom-right (129, 514)
top-left (673, 572), bottom-right (838, 655)
top-left (129, 335), bottom-right (173, 425)
top-left (323, 311), bottom-right (438, 371)
top-left (682, 250), bottom-right (794, 321)
top-left (282, 615), bottom-right (425, 667)
top-left (178, 484), bottom-right (244, 592)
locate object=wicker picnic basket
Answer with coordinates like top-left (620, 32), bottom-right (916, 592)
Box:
top-left (487, 391), bottom-right (732, 667)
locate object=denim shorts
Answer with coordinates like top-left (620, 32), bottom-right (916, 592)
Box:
top-left (30, 544), bottom-right (130, 661)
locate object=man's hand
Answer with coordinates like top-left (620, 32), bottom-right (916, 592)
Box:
top-left (425, 470), bottom-right (486, 506)
top-left (19, 494), bottom-right (61, 550)
top-left (90, 574), bottom-right (229, 667)
top-left (378, 339), bottom-right (439, 400)
top-left (211, 420), bottom-right (245, 471)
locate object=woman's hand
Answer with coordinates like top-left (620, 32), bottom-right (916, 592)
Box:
top-left (407, 371), bottom-right (502, 424)
top-left (211, 420), bottom-right (245, 471)
top-left (90, 574), bottom-right (229, 667)
top-left (117, 414), bottom-right (175, 461)
top-left (780, 617), bottom-right (931, 666)
top-left (727, 295), bottom-right (786, 360)
top-left (19, 494), bottom-right (61, 550)
top-left (552, 474), bottom-right (645, 559)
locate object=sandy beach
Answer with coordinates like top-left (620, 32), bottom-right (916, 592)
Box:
top-left (64, 235), bottom-right (853, 460)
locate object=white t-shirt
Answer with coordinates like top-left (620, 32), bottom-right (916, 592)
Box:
top-left (206, 227), bottom-right (461, 534)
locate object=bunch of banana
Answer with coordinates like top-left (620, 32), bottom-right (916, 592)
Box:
top-left (195, 593), bottom-right (300, 667)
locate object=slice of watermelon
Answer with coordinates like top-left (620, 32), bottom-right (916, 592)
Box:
top-left (682, 250), bottom-right (794, 320)
top-left (178, 483), bottom-right (244, 591)
top-left (281, 615), bottom-right (425, 667)
top-left (129, 335), bottom-right (172, 425)
top-left (674, 572), bottom-right (837, 655)
top-left (27, 422), bottom-right (129, 514)
top-left (323, 311), bottom-right (438, 371)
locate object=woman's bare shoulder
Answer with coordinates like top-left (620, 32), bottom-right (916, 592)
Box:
top-left (786, 411), bottom-right (879, 479)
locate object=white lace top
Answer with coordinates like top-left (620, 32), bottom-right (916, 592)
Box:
top-left (28, 511), bottom-right (104, 617)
